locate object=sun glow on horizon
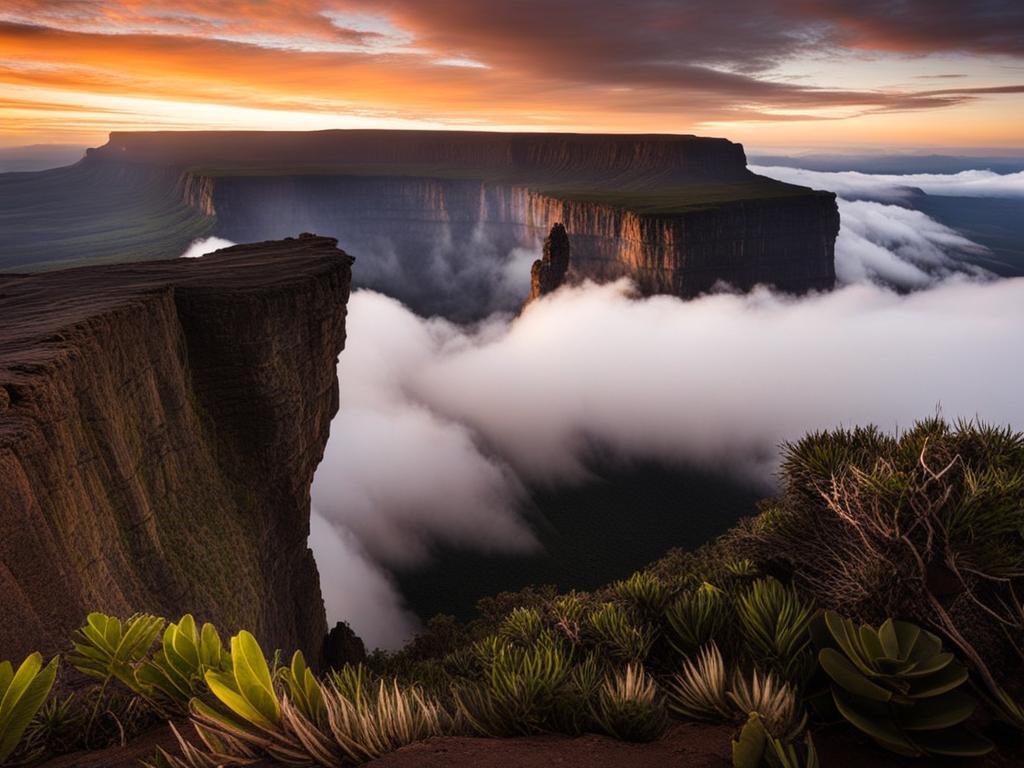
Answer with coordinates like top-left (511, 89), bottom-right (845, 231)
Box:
top-left (0, 1), bottom-right (1021, 150)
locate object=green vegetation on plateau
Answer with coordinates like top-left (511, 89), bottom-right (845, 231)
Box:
top-left (0, 160), bottom-right (213, 271)
top-left (3, 418), bottom-right (1022, 767)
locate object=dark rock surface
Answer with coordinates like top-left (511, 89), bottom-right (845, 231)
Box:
top-left (528, 223), bottom-right (571, 301)
top-left (0, 234), bottom-right (352, 662)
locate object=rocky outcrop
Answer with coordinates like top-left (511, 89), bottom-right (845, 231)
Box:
top-left (0, 235), bottom-right (352, 662)
top-left (528, 224), bottom-right (571, 302)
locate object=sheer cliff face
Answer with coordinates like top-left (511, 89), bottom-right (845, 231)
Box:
top-left (201, 172), bottom-right (838, 313)
top-left (0, 235), bottom-right (351, 661)
top-left (4, 130), bottom-right (838, 316)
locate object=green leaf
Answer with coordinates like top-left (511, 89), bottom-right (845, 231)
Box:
top-left (897, 691), bottom-right (975, 731)
top-left (819, 649), bottom-right (892, 702)
top-left (731, 713), bottom-right (767, 768)
top-left (200, 624), bottom-right (224, 669)
top-left (908, 727), bottom-right (994, 757)
top-left (832, 688), bottom-right (915, 754)
top-left (908, 662), bottom-right (967, 699)
top-left (0, 654), bottom-right (58, 762)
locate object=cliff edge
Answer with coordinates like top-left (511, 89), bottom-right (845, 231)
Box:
top-left (0, 235), bottom-right (352, 662)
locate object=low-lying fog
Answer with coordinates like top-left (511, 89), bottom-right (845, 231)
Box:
top-left (183, 166), bottom-right (1024, 650)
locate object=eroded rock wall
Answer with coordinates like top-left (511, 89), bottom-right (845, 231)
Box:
top-left (0, 235), bottom-right (351, 661)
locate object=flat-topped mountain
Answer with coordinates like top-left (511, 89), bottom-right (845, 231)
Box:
top-left (0, 235), bottom-right (351, 661)
top-left (1, 130), bottom-right (839, 315)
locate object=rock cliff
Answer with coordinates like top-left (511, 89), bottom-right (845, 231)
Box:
top-left (528, 224), bottom-right (572, 302)
top-left (0, 235), bottom-right (352, 662)
top-left (2, 130), bottom-right (839, 315)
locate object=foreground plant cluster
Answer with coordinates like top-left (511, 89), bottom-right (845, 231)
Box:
top-left (1, 419), bottom-right (1022, 767)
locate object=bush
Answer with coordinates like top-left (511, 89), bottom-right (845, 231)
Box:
top-left (664, 582), bottom-right (731, 657)
top-left (735, 578), bottom-right (814, 683)
top-left (589, 664), bottom-right (667, 742)
top-left (745, 419), bottom-right (1024, 718)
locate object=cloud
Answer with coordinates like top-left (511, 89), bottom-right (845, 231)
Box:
top-left (309, 511), bottom-right (419, 650)
top-left (833, 200), bottom-right (989, 286)
top-left (2, 1), bottom-right (1022, 144)
top-left (751, 165), bottom-right (1024, 200)
top-left (751, 166), bottom-right (999, 288)
top-left (180, 235), bottom-right (235, 258)
top-left (313, 273), bottom-right (1024, 648)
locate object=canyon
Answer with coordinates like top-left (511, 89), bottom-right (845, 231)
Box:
top-left (1, 130), bottom-right (839, 317)
top-left (0, 235), bottom-right (351, 662)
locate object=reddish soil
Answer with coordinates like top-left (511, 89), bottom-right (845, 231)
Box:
top-left (367, 723), bottom-right (734, 768)
top-left (34, 721), bottom-right (1024, 768)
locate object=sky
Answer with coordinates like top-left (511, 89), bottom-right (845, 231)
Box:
top-left (1, 0), bottom-right (1023, 151)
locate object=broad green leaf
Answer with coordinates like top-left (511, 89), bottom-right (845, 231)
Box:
top-left (832, 688), bottom-right (913, 752)
top-left (908, 662), bottom-right (967, 699)
top-left (897, 691), bottom-right (975, 731)
top-left (819, 649), bottom-right (892, 702)
top-left (908, 727), bottom-right (994, 757)
top-left (0, 655), bottom-right (58, 762)
top-left (731, 713), bottom-right (767, 768)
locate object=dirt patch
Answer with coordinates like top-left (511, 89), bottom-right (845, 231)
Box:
top-left (367, 723), bottom-right (734, 768)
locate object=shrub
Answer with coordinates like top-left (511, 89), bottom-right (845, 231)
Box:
top-left (816, 610), bottom-right (992, 758)
top-left (727, 668), bottom-right (805, 741)
top-left (589, 664), bottom-right (667, 742)
top-left (664, 582), bottom-right (731, 656)
top-left (499, 607), bottom-right (545, 646)
top-left (665, 642), bottom-right (731, 721)
top-left (735, 578), bottom-right (814, 683)
top-left (453, 637), bottom-right (571, 736)
top-left (749, 420), bottom-right (1024, 715)
top-left (0, 652), bottom-right (59, 763)
top-left (586, 603), bottom-right (654, 662)
top-left (136, 615), bottom-right (227, 713)
top-left (611, 572), bottom-right (670, 617)
top-left (69, 613), bottom-right (164, 696)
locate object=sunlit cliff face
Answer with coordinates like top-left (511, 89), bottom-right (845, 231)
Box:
top-left (1, 0), bottom-right (1022, 149)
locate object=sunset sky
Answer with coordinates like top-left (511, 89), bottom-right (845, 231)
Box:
top-left (1, 0), bottom-right (1022, 151)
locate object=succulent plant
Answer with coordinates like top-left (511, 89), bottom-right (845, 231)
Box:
top-left (665, 642), bottom-right (732, 721)
top-left (664, 582), bottom-right (730, 656)
top-left (736, 578), bottom-right (814, 682)
top-left (731, 712), bottom-right (818, 768)
top-left (69, 612), bottom-right (164, 695)
top-left (135, 614), bottom-right (227, 712)
top-left (589, 664), bottom-right (667, 742)
top-left (586, 603), bottom-right (654, 662)
top-left (816, 610), bottom-right (992, 757)
top-left (0, 652), bottom-right (59, 762)
top-left (611, 572), bottom-right (670, 617)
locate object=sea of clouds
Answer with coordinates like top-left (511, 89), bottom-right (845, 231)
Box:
top-left (181, 166), bottom-right (1024, 650)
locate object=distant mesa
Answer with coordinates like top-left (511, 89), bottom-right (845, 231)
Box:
top-left (0, 130), bottom-right (839, 313)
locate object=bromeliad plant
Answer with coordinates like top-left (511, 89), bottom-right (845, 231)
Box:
top-left (664, 582), bottom-right (731, 656)
top-left (69, 613), bottom-right (164, 696)
top-left (136, 615), bottom-right (228, 713)
top-left (816, 610), bottom-right (992, 758)
top-left (0, 652), bottom-right (59, 763)
top-left (588, 664), bottom-right (667, 742)
top-left (736, 578), bottom-right (814, 684)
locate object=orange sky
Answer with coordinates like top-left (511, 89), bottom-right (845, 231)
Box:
top-left (1, 0), bottom-right (1022, 150)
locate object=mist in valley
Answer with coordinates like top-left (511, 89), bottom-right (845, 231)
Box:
top-left (182, 167), bottom-right (1024, 650)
